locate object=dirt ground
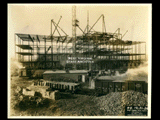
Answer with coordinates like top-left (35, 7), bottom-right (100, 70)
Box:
top-left (9, 77), bottom-right (103, 116)
top-left (9, 77), bottom-right (148, 117)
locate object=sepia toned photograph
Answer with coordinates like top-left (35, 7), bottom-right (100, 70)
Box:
top-left (8, 3), bottom-right (151, 118)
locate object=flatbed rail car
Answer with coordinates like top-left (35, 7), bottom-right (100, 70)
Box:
top-left (35, 80), bottom-right (81, 93)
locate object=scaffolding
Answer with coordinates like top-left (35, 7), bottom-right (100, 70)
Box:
top-left (15, 13), bottom-right (146, 73)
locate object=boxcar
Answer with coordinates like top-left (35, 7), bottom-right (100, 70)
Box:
top-left (95, 79), bottom-right (148, 96)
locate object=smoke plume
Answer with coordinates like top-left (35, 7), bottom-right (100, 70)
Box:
top-left (114, 61), bottom-right (148, 82)
top-left (10, 57), bottom-right (23, 76)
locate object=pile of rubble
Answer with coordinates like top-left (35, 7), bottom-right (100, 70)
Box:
top-left (95, 91), bottom-right (148, 116)
top-left (14, 83), bottom-right (60, 110)
top-left (22, 81), bottom-right (60, 100)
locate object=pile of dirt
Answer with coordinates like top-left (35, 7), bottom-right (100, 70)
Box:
top-left (95, 91), bottom-right (148, 116)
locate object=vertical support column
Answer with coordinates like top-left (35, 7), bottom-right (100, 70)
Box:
top-left (89, 36), bottom-right (91, 70)
top-left (28, 38), bottom-right (30, 64)
top-left (22, 38), bottom-right (24, 62)
top-left (50, 21), bottom-right (52, 69)
top-left (19, 37), bottom-right (21, 62)
top-left (120, 44), bottom-right (122, 60)
top-left (112, 41), bottom-right (114, 60)
top-left (36, 39), bottom-right (39, 69)
top-left (52, 38), bottom-right (53, 69)
top-left (129, 44), bottom-right (131, 61)
top-left (139, 43), bottom-right (141, 61)
top-left (18, 36), bottom-right (20, 62)
top-left (32, 40), bottom-right (34, 68)
top-left (30, 40), bottom-right (32, 68)
top-left (51, 37), bottom-right (53, 69)
top-left (37, 39), bottom-right (39, 54)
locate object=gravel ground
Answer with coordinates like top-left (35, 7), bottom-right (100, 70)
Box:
top-left (94, 91), bottom-right (148, 116)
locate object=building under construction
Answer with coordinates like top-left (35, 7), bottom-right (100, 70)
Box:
top-left (15, 6), bottom-right (146, 77)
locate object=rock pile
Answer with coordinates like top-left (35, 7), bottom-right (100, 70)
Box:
top-left (14, 86), bottom-right (51, 110)
top-left (95, 91), bottom-right (148, 116)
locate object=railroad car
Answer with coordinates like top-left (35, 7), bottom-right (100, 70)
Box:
top-left (36, 80), bottom-right (81, 93)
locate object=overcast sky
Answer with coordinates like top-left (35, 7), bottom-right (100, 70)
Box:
top-left (8, 4), bottom-right (151, 58)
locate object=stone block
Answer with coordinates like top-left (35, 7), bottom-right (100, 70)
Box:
top-left (22, 88), bottom-right (35, 96)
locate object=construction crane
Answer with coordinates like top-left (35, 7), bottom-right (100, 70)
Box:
top-left (72, 5), bottom-right (77, 69)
